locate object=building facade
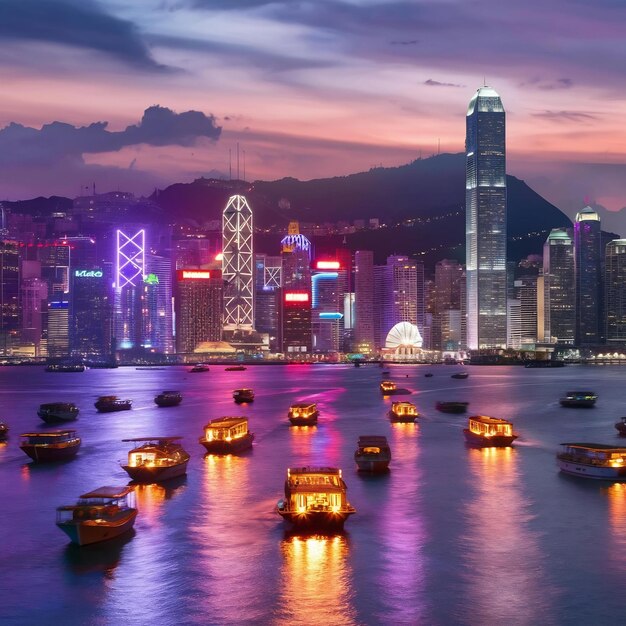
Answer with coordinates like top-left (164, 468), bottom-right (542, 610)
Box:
top-left (605, 239), bottom-right (626, 344)
top-left (354, 250), bottom-right (375, 354)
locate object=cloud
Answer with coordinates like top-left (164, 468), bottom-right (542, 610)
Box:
top-left (0, 105), bottom-right (222, 166)
top-left (531, 110), bottom-right (599, 122)
top-left (521, 77), bottom-right (574, 90)
top-left (424, 79), bottom-right (465, 88)
top-left (390, 40), bottom-right (419, 46)
top-left (0, 0), bottom-right (163, 70)
top-left (189, 0), bottom-right (284, 8)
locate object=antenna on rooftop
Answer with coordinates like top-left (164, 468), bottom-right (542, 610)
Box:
top-left (237, 142), bottom-right (240, 181)
top-left (243, 149), bottom-right (246, 182)
top-left (229, 148), bottom-right (232, 180)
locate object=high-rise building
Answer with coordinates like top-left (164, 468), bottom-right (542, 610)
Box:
top-left (175, 269), bottom-right (223, 353)
top-left (0, 239), bottom-right (20, 354)
top-left (222, 195), bottom-right (254, 330)
top-left (432, 259), bottom-right (463, 350)
top-left (574, 207), bottom-right (602, 345)
top-left (514, 276), bottom-right (539, 348)
top-left (255, 254), bottom-right (282, 351)
top-left (311, 258), bottom-right (348, 353)
top-left (142, 255), bottom-right (174, 354)
top-left (465, 86), bottom-right (507, 350)
top-left (543, 229), bottom-right (575, 344)
top-left (354, 250), bottom-right (375, 354)
top-left (605, 239), bottom-right (626, 344)
top-left (47, 297), bottom-right (69, 358)
top-left (20, 276), bottom-right (48, 355)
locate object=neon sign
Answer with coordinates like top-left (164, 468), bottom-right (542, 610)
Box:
top-left (143, 273), bottom-right (159, 285)
top-left (285, 292), bottom-right (309, 303)
top-left (316, 261), bottom-right (340, 270)
top-left (116, 229), bottom-right (145, 289)
top-left (74, 270), bottom-right (103, 278)
top-left (180, 270), bottom-right (211, 280)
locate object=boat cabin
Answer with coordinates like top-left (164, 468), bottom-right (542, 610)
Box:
top-left (289, 403), bottom-right (318, 419)
top-left (285, 467), bottom-right (347, 513)
top-left (202, 417), bottom-right (250, 443)
top-left (559, 443), bottom-right (626, 467)
top-left (380, 380), bottom-right (397, 393)
top-left (122, 437), bottom-right (186, 467)
top-left (356, 436), bottom-right (390, 454)
top-left (20, 430), bottom-right (79, 446)
top-left (56, 486), bottom-right (136, 524)
top-left (467, 415), bottom-right (514, 438)
top-left (391, 402), bottom-right (417, 417)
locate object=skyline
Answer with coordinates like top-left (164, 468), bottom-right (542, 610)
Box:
top-left (0, 0), bottom-right (625, 217)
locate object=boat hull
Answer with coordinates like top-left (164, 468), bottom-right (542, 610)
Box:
top-left (388, 411), bottom-right (416, 423)
top-left (463, 429), bottom-right (517, 447)
top-left (20, 441), bottom-right (81, 462)
top-left (615, 423), bottom-right (626, 436)
top-left (289, 414), bottom-right (318, 426)
top-left (95, 403), bottom-right (132, 413)
top-left (560, 400), bottom-right (596, 408)
top-left (557, 458), bottom-right (626, 480)
top-left (37, 411), bottom-right (78, 423)
top-left (122, 460), bottom-right (188, 483)
top-left (200, 433), bottom-right (254, 454)
top-left (57, 510), bottom-right (138, 546)
top-left (355, 457), bottom-right (390, 473)
top-left (154, 397), bottom-right (182, 407)
top-left (276, 508), bottom-right (354, 530)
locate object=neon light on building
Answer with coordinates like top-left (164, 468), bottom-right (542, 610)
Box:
top-left (311, 272), bottom-right (338, 308)
top-left (281, 233), bottom-right (311, 257)
top-left (180, 270), bottom-right (212, 280)
top-left (316, 260), bottom-right (340, 270)
top-left (285, 292), bottom-right (309, 303)
top-left (116, 229), bottom-right (145, 290)
top-left (319, 312), bottom-right (343, 320)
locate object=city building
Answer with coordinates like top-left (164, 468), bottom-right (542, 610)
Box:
top-left (0, 239), bottom-right (20, 354)
top-left (255, 254), bottom-right (282, 351)
top-left (605, 239), bottom-right (626, 344)
top-left (47, 296), bottom-right (69, 358)
top-left (311, 258), bottom-right (348, 353)
top-left (20, 274), bottom-right (48, 356)
top-left (432, 259), bottom-right (463, 351)
top-left (354, 250), bottom-right (375, 354)
top-left (514, 276), bottom-right (540, 348)
top-left (142, 255), bottom-right (174, 354)
top-left (465, 86), bottom-right (507, 350)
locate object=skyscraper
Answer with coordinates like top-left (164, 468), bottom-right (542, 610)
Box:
top-left (465, 86), bottom-right (507, 350)
top-left (354, 250), bottom-right (375, 354)
top-left (574, 206), bottom-right (602, 345)
top-left (432, 259), bottom-right (463, 351)
top-left (605, 239), bottom-right (626, 344)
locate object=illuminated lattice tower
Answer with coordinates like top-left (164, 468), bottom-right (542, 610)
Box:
top-left (222, 195), bottom-right (254, 330)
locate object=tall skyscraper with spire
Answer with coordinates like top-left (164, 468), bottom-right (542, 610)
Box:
top-left (465, 86), bottom-right (507, 350)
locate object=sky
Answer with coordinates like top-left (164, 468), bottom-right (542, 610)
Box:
top-left (1, 0), bottom-right (626, 221)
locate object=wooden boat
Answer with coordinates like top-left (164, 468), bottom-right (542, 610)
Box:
top-left (615, 417), bottom-right (626, 436)
top-left (436, 401), bottom-right (469, 414)
top-left (557, 443), bottom-right (626, 480)
top-left (288, 403), bottom-right (319, 426)
top-left (190, 364), bottom-right (210, 373)
top-left (276, 467), bottom-right (356, 530)
top-left (0, 422), bottom-right (8, 441)
top-left (154, 391), bottom-right (183, 407)
top-left (37, 402), bottom-right (79, 423)
top-left (94, 396), bottom-right (132, 413)
top-left (121, 437), bottom-right (190, 482)
top-left (380, 380), bottom-right (397, 395)
top-left (354, 436), bottom-right (391, 473)
top-left (225, 365), bottom-right (247, 371)
top-left (464, 415), bottom-right (518, 447)
top-left (45, 363), bottom-right (85, 373)
top-left (451, 372), bottom-right (469, 379)
top-left (56, 486), bottom-right (137, 546)
top-left (388, 401), bottom-right (418, 423)
top-left (559, 391), bottom-right (597, 408)
top-left (199, 417), bottom-right (254, 454)
top-left (233, 388), bottom-right (255, 403)
top-left (19, 430), bottom-right (81, 462)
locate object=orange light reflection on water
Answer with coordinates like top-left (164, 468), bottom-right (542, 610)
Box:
top-left (606, 483), bottom-right (626, 571)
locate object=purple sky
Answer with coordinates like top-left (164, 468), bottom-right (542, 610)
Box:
top-left (1, 0), bottom-right (625, 226)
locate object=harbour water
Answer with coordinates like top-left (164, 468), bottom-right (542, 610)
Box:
top-left (1, 364), bottom-right (626, 625)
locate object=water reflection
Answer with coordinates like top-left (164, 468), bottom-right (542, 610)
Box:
top-left (276, 534), bottom-right (356, 626)
top-left (605, 483), bottom-right (626, 570)
top-left (462, 447), bottom-right (554, 624)
top-left (63, 530), bottom-right (135, 577)
top-left (133, 477), bottom-right (187, 526)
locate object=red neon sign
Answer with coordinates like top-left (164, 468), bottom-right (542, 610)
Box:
top-left (285, 292), bottom-right (309, 303)
top-left (179, 270), bottom-right (211, 280)
top-left (316, 260), bottom-right (340, 270)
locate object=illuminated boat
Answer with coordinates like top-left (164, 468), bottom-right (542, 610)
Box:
top-left (436, 401), bottom-right (469, 414)
top-left (288, 403), bottom-right (319, 426)
top-left (225, 365), bottom-right (247, 371)
top-left (199, 417), bottom-right (254, 454)
top-left (121, 437), bottom-right (190, 482)
top-left (94, 396), bottom-right (132, 413)
top-left (451, 372), bottom-right (469, 379)
top-left (37, 402), bottom-right (79, 423)
top-left (354, 436), bottom-right (391, 472)
top-left (19, 430), bottom-right (81, 462)
top-left (388, 401), bottom-right (419, 423)
top-left (615, 417), bottom-right (626, 436)
top-left (557, 443), bottom-right (626, 480)
top-left (559, 391), bottom-right (597, 408)
top-left (0, 422), bottom-right (8, 441)
top-left (56, 486), bottom-right (137, 546)
top-left (190, 363), bottom-right (210, 373)
top-left (45, 364), bottom-right (85, 373)
top-left (463, 415), bottom-right (518, 447)
top-left (233, 388), bottom-right (255, 403)
top-left (380, 380), bottom-right (397, 395)
top-left (154, 391), bottom-right (183, 407)
top-left (276, 467), bottom-right (356, 530)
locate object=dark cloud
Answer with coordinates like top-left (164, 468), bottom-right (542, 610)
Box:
top-left (424, 79), bottom-right (465, 88)
top-left (0, 0), bottom-right (163, 70)
top-left (189, 0), bottom-right (284, 7)
top-left (0, 106), bottom-right (222, 166)
top-left (531, 110), bottom-right (598, 122)
top-left (521, 77), bottom-right (574, 90)
top-left (390, 40), bottom-right (419, 46)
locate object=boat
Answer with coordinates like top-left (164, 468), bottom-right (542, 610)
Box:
top-left (199, 417), bottom-right (254, 454)
top-left (381, 370), bottom-right (391, 376)
top-left (436, 401), bottom-right (469, 414)
top-left (463, 415), bottom-right (518, 447)
top-left (276, 467), bottom-right (356, 530)
top-left (19, 430), bottom-right (81, 462)
top-left (615, 418), bottom-right (626, 436)
top-left (388, 401), bottom-right (419, 423)
top-left (288, 402), bottom-right (319, 426)
top-left (121, 437), bottom-right (190, 482)
top-left (45, 364), bottom-right (85, 373)
top-left (557, 443), bottom-right (626, 480)
top-left (225, 365), bottom-right (247, 372)
top-left (154, 391), bottom-right (183, 407)
top-left (424, 373), bottom-right (434, 378)
top-left (94, 396), bottom-right (132, 413)
top-left (37, 402), bottom-right (80, 423)
top-left (559, 391), bottom-right (598, 408)
top-left (233, 388), bottom-right (255, 403)
top-left (0, 422), bottom-right (8, 441)
top-left (354, 436), bottom-right (391, 473)
top-left (56, 486), bottom-right (138, 546)
top-left (451, 372), bottom-right (469, 379)
top-left (380, 380), bottom-right (397, 395)
top-left (190, 364), bottom-right (210, 373)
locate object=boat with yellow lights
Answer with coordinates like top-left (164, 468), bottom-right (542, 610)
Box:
top-left (233, 388), bottom-right (255, 403)
top-left (557, 443), bottom-right (626, 480)
top-left (154, 391), bottom-right (183, 407)
top-left (121, 437), bottom-right (190, 482)
top-left (559, 391), bottom-right (598, 408)
top-left (288, 403), bottom-right (319, 426)
top-left (354, 436), bottom-right (391, 472)
top-left (56, 486), bottom-right (137, 546)
top-left (388, 401), bottom-right (419, 423)
top-left (199, 417), bottom-right (254, 454)
top-left (615, 417), bottom-right (626, 436)
top-left (380, 380), bottom-right (397, 395)
top-left (20, 430), bottom-right (81, 462)
top-left (276, 467), bottom-right (356, 530)
top-left (37, 402), bottom-right (79, 423)
top-left (463, 415), bottom-right (518, 447)
top-left (94, 396), bottom-right (132, 413)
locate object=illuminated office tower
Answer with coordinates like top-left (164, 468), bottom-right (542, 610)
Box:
top-left (354, 250), bottom-right (375, 353)
top-left (47, 297), bottom-right (69, 357)
top-left (38, 241), bottom-right (70, 295)
top-left (0, 239), bottom-right (20, 354)
top-left (514, 275), bottom-right (539, 348)
top-left (543, 229), bottom-right (575, 344)
top-left (605, 239), bottom-right (626, 344)
top-left (222, 195), bottom-right (254, 330)
top-left (433, 259), bottom-right (463, 351)
top-left (465, 86), bottom-right (507, 349)
top-left (21, 275), bottom-right (48, 355)
top-left (142, 254), bottom-right (174, 354)
top-left (255, 254), bottom-right (282, 351)
top-left (311, 258), bottom-right (348, 353)
top-left (574, 207), bottom-right (602, 345)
